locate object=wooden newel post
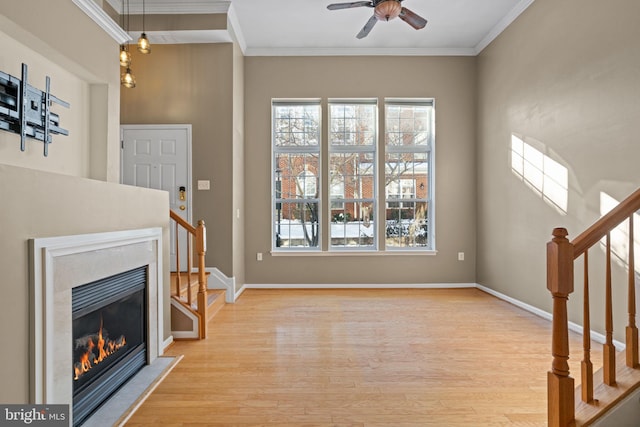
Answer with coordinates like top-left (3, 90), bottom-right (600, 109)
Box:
top-left (196, 220), bottom-right (207, 339)
top-left (547, 227), bottom-right (575, 427)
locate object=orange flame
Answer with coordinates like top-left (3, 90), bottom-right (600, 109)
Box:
top-left (73, 316), bottom-right (127, 381)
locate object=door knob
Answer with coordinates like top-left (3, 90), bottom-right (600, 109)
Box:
top-left (179, 205), bottom-right (186, 211)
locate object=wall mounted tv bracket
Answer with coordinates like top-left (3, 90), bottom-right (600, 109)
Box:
top-left (0, 63), bottom-right (69, 156)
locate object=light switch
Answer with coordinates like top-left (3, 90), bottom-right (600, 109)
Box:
top-left (197, 180), bottom-right (210, 190)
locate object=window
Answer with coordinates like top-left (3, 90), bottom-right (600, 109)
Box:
top-left (329, 100), bottom-right (377, 249)
top-left (272, 98), bottom-right (434, 252)
top-left (384, 100), bottom-right (433, 249)
top-left (272, 100), bottom-right (321, 249)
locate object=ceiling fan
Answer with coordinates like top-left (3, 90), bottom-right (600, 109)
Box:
top-left (327, 0), bottom-right (427, 39)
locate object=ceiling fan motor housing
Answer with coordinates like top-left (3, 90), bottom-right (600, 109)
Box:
top-left (374, 0), bottom-right (402, 21)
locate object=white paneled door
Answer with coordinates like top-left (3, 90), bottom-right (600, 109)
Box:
top-left (121, 125), bottom-right (192, 271)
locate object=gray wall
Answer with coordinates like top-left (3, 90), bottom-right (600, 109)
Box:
top-left (244, 56), bottom-right (477, 285)
top-left (476, 0), bottom-right (640, 335)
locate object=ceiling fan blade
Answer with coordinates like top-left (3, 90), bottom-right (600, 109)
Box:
top-left (327, 1), bottom-right (373, 10)
top-left (356, 15), bottom-right (378, 39)
top-left (399, 7), bottom-right (427, 30)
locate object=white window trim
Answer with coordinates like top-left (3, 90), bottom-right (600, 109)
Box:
top-left (384, 98), bottom-right (435, 251)
top-left (328, 99), bottom-right (378, 251)
top-left (271, 98), bottom-right (436, 254)
top-left (272, 100), bottom-right (323, 251)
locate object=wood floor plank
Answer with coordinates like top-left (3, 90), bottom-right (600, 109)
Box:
top-left (125, 288), bottom-right (601, 426)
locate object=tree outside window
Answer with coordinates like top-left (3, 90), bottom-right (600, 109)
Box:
top-left (272, 101), bottom-right (321, 249)
top-left (384, 100), bottom-right (433, 249)
top-left (329, 101), bottom-right (377, 249)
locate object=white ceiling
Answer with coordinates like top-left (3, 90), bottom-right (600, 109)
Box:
top-left (107, 0), bottom-right (535, 56)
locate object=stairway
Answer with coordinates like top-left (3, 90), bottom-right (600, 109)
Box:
top-left (169, 211), bottom-right (213, 339)
top-left (170, 271), bottom-right (225, 339)
top-left (546, 187), bottom-right (640, 426)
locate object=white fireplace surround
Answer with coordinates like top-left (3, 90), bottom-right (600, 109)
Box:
top-left (29, 228), bottom-right (164, 407)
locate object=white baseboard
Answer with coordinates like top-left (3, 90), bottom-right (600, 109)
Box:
top-left (235, 284), bottom-right (247, 300)
top-left (235, 283), bottom-right (475, 302)
top-left (161, 336), bottom-right (174, 354)
top-left (205, 267), bottom-right (236, 303)
top-left (475, 283), bottom-right (626, 350)
top-left (243, 283), bottom-right (477, 289)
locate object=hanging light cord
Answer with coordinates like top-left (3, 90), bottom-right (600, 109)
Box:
top-left (127, 0), bottom-right (130, 34)
top-left (137, 0), bottom-right (151, 54)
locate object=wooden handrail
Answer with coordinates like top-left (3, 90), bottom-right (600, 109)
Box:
top-left (170, 209), bottom-right (208, 339)
top-left (547, 188), bottom-right (640, 426)
top-left (572, 187), bottom-right (640, 257)
top-left (170, 209), bottom-right (197, 234)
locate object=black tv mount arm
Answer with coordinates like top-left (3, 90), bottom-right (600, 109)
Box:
top-left (0, 63), bottom-right (69, 157)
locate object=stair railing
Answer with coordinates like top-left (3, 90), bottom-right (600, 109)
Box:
top-left (547, 188), bottom-right (640, 426)
top-left (170, 210), bottom-right (208, 338)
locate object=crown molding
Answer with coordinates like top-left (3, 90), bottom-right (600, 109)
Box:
top-left (227, 4), bottom-right (247, 54)
top-left (105, 0), bottom-right (230, 15)
top-left (244, 47), bottom-right (477, 57)
top-left (474, 0), bottom-right (535, 54)
top-left (135, 30), bottom-right (232, 44)
top-left (95, 1), bottom-right (244, 51)
top-left (73, 0), bottom-right (131, 44)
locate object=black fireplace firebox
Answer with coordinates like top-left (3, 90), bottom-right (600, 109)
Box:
top-left (71, 266), bottom-right (148, 426)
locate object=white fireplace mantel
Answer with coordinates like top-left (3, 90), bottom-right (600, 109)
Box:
top-left (29, 228), bottom-right (163, 408)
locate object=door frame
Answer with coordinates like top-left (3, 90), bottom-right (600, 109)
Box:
top-left (120, 124), bottom-right (193, 225)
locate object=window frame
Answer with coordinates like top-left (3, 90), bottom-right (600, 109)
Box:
top-left (271, 97), bottom-right (435, 254)
top-left (384, 98), bottom-right (435, 251)
top-left (272, 99), bottom-right (322, 251)
top-left (328, 98), bottom-right (378, 251)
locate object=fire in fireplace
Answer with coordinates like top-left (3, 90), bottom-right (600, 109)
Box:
top-left (72, 266), bottom-right (148, 426)
top-left (73, 314), bottom-right (127, 381)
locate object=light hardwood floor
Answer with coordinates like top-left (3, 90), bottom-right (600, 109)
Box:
top-left (125, 288), bottom-right (600, 426)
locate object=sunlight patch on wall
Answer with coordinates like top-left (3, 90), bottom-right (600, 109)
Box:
top-left (511, 134), bottom-right (568, 214)
top-left (600, 192), bottom-right (640, 273)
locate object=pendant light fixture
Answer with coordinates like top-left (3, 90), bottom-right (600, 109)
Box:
top-left (119, 45), bottom-right (132, 67)
top-left (137, 0), bottom-right (151, 54)
top-left (121, 66), bottom-right (137, 88)
top-left (118, 0), bottom-right (131, 66)
top-left (120, 0), bottom-right (136, 88)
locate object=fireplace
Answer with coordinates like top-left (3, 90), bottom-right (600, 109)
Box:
top-left (72, 266), bottom-right (148, 426)
top-left (30, 228), bottom-right (164, 426)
